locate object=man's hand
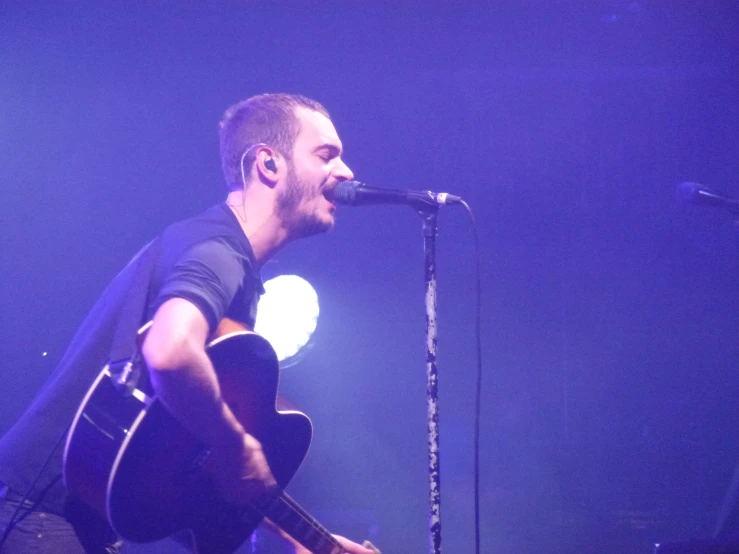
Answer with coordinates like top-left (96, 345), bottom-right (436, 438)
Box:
top-left (204, 433), bottom-right (278, 505)
top-left (334, 536), bottom-right (378, 554)
top-left (292, 535), bottom-right (376, 554)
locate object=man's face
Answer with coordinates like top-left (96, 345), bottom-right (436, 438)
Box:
top-left (275, 107), bottom-right (354, 237)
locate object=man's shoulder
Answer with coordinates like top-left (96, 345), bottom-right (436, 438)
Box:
top-left (163, 203), bottom-right (235, 238)
top-left (160, 204), bottom-right (249, 255)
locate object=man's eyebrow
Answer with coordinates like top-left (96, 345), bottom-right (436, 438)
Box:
top-left (314, 143), bottom-right (342, 156)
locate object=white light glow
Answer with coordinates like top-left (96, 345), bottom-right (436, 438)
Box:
top-left (254, 274), bottom-right (319, 366)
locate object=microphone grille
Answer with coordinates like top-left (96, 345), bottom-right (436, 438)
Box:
top-left (330, 180), bottom-right (363, 205)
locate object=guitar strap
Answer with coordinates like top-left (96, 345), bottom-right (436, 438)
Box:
top-left (108, 238), bottom-right (161, 365)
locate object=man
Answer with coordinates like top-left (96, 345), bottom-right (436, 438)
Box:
top-left (0, 93), bottom-right (374, 554)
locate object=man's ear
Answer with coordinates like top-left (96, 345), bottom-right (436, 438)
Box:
top-left (255, 148), bottom-right (280, 186)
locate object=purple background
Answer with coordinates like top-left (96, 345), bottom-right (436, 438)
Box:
top-left (2, 2), bottom-right (739, 552)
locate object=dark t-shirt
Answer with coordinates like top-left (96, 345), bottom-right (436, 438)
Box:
top-left (0, 203), bottom-right (263, 515)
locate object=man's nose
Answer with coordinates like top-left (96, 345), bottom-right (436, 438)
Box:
top-left (335, 158), bottom-right (354, 182)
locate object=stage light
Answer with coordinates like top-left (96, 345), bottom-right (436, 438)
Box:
top-left (254, 274), bottom-right (319, 367)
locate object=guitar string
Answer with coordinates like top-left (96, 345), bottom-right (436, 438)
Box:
top-left (276, 492), bottom-right (342, 549)
top-left (267, 491), bottom-right (344, 551)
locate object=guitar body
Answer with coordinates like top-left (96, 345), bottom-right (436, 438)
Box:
top-left (63, 329), bottom-right (313, 553)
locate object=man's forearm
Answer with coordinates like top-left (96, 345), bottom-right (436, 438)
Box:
top-left (147, 344), bottom-right (246, 452)
top-left (142, 297), bottom-right (246, 452)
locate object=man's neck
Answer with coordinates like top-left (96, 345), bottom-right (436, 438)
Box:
top-left (225, 190), bottom-right (290, 267)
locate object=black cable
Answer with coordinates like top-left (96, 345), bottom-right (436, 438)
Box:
top-left (0, 423), bottom-right (70, 550)
top-left (460, 199), bottom-right (482, 554)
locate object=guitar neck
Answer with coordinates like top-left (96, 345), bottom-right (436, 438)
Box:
top-left (255, 492), bottom-right (344, 554)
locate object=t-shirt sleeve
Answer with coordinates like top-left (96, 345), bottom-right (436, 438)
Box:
top-left (154, 238), bottom-right (247, 332)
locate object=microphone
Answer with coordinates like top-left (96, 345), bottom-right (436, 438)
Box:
top-left (329, 180), bottom-right (462, 209)
top-left (676, 182), bottom-right (739, 214)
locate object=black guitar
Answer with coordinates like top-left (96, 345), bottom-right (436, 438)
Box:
top-left (63, 320), bottom-right (378, 554)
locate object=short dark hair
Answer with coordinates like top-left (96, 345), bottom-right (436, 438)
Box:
top-left (219, 93), bottom-right (331, 191)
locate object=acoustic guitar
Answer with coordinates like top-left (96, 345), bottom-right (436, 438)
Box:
top-left (63, 320), bottom-right (378, 554)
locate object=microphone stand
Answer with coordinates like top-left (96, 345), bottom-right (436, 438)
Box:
top-left (332, 181), bottom-right (465, 552)
top-left (418, 205), bottom-right (442, 554)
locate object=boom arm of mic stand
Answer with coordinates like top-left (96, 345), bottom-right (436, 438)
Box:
top-left (417, 205), bottom-right (442, 554)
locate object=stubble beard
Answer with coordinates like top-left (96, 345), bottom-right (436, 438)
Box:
top-left (276, 161), bottom-right (334, 238)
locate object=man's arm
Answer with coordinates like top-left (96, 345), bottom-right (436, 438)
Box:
top-left (142, 297), bottom-right (276, 503)
top-left (144, 300), bottom-right (375, 553)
